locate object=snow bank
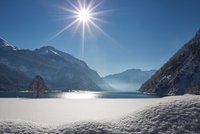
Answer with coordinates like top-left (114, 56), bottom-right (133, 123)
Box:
top-left (118, 94), bottom-right (200, 133)
top-left (0, 95), bottom-right (200, 134)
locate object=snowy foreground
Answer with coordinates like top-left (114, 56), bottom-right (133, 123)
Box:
top-left (0, 95), bottom-right (200, 133)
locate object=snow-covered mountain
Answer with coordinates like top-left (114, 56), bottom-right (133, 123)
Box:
top-left (103, 69), bottom-right (156, 91)
top-left (0, 37), bottom-right (17, 50)
top-left (0, 38), bottom-right (111, 91)
top-left (0, 63), bottom-right (31, 91)
top-left (139, 29), bottom-right (200, 95)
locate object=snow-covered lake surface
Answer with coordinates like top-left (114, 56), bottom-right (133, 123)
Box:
top-left (0, 98), bottom-right (160, 125)
top-left (0, 95), bottom-right (200, 133)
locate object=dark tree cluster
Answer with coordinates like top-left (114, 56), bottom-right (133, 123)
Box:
top-left (30, 75), bottom-right (47, 97)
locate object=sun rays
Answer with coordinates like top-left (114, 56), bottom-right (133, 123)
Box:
top-left (46, 0), bottom-right (111, 56)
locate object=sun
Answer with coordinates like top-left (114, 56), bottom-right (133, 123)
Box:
top-left (46, 0), bottom-right (112, 56)
top-left (77, 9), bottom-right (91, 22)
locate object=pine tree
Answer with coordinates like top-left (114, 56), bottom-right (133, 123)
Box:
top-left (30, 75), bottom-right (47, 97)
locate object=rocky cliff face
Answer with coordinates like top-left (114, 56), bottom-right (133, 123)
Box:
top-left (139, 29), bottom-right (200, 95)
top-left (0, 38), bottom-right (111, 91)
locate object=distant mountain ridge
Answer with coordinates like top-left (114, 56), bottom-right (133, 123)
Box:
top-left (0, 37), bottom-right (111, 91)
top-left (139, 29), bottom-right (200, 95)
top-left (103, 69), bottom-right (156, 91)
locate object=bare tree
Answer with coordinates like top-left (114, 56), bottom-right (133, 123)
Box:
top-left (30, 75), bottom-right (47, 97)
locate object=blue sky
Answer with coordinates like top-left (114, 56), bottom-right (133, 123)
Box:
top-left (1, 0), bottom-right (200, 76)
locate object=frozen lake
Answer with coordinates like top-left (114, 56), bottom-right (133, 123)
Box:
top-left (0, 97), bottom-right (161, 124)
top-left (0, 91), bottom-right (160, 124)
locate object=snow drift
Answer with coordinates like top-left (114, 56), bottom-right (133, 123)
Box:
top-left (0, 95), bottom-right (200, 134)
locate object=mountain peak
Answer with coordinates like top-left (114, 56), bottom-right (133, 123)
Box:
top-left (125, 69), bottom-right (141, 73)
top-left (0, 37), bottom-right (17, 50)
top-left (195, 28), bottom-right (200, 36)
top-left (39, 46), bottom-right (56, 51)
top-left (35, 46), bottom-right (60, 56)
top-left (191, 29), bottom-right (200, 41)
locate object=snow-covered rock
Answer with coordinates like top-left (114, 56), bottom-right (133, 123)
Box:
top-left (0, 95), bottom-right (200, 133)
top-left (0, 37), bottom-right (17, 50)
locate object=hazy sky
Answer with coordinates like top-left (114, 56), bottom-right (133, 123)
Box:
top-left (1, 0), bottom-right (200, 76)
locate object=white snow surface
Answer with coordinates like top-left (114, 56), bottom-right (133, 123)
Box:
top-left (0, 95), bottom-right (200, 133)
top-left (44, 49), bottom-right (61, 56)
